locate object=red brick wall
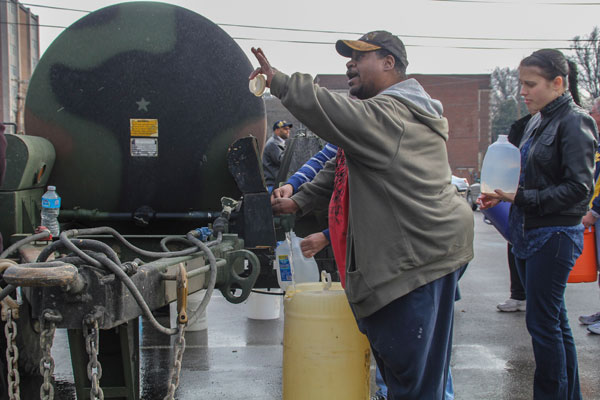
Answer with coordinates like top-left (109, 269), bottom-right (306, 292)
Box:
top-left (410, 74), bottom-right (491, 183)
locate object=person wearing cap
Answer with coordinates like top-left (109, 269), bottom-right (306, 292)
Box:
top-left (0, 123), bottom-right (6, 252)
top-left (262, 120), bottom-right (292, 193)
top-left (251, 30), bottom-right (473, 399)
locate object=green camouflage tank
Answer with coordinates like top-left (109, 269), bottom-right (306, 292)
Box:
top-left (24, 1), bottom-right (267, 226)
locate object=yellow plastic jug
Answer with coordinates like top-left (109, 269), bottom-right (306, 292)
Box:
top-left (283, 279), bottom-right (371, 399)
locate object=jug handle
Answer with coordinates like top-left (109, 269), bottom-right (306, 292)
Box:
top-left (320, 270), bottom-right (332, 291)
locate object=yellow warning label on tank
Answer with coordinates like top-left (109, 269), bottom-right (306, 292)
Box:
top-left (130, 119), bottom-right (158, 137)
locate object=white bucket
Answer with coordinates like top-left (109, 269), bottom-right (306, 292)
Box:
top-left (170, 290), bottom-right (208, 331)
top-left (245, 289), bottom-right (282, 320)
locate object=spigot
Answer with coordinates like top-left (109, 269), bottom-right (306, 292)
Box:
top-left (279, 214), bottom-right (295, 233)
top-left (213, 197), bottom-right (239, 235)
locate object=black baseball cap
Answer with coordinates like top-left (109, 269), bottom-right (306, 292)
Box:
top-left (336, 30), bottom-right (408, 68)
top-left (273, 120), bottom-right (293, 131)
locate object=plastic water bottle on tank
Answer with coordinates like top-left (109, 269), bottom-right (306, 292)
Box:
top-left (41, 185), bottom-right (61, 237)
top-left (480, 135), bottom-right (521, 195)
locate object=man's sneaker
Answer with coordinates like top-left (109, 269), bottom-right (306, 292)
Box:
top-left (496, 298), bottom-right (526, 312)
top-left (587, 322), bottom-right (600, 335)
top-left (578, 311), bottom-right (600, 325)
top-left (370, 396), bottom-right (386, 400)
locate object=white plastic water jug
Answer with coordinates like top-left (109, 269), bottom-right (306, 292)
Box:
top-left (480, 135), bottom-right (521, 195)
top-left (275, 231), bottom-right (319, 291)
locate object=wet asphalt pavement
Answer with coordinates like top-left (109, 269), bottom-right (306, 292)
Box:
top-left (45, 211), bottom-right (600, 399)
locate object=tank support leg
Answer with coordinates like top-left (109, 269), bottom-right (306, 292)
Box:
top-left (68, 318), bottom-right (140, 399)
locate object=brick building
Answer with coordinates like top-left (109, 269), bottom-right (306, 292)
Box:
top-left (0, 0), bottom-right (39, 132)
top-left (411, 74), bottom-right (491, 183)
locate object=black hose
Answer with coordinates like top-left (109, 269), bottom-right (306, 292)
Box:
top-left (160, 236), bottom-right (193, 252)
top-left (66, 239), bottom-right (122, 268)
top-left (59, 232), bottom-right (103, 268)
top-left (62, 227), bottom-right (201, 258)
top-left (37, 240), bottom-right (122, 271)
top-left (36, 240), bottom-right (64, 262)
top-left (0, 284), bottom-right (15, 302)
top-left (0, 230), bottom-right (51, 259)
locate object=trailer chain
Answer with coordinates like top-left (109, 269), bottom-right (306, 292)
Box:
top-left (163, 324), bottom-right (186, 400)
top-left (84, 319), bottom-right (104, 400)
top-left (3, 308), bottom-right (20, 400)
top-left (39, 310), bottom-right (61, 400)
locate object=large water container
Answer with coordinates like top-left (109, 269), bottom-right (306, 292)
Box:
top-left (283, 281), bottom-right (370, 399)
top-left (480, 135), bottom-right (521, 195)
top-left (275, 231), bottom-right (319, 291)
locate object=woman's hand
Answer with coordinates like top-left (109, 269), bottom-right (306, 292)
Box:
top-left (250, 47), bottom-right (278, 88)
top-left (477, 194), bottom-right (501, 210)
top-left (477, 189), bottom-right (515, 210)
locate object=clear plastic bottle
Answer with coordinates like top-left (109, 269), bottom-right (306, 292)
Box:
top-left (275, 231), bottom-right (319, 291)
top-left (41, 185), bottom-right (61, 237)
top-left (480, 135), bottom-right (521, 195)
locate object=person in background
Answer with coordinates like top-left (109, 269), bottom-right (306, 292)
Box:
top-left (479, 49), bottom-right (597, 399)
top-left (579, 96), bottom-right (600, 334)
top-left (262, 120), bottom-right (292, 193)
top-left (496, 244), bottom-right (526, 312)
top-left (0, 123), bottom-right (7, 252)
top-left (253, 30), bottom-right (473, 399)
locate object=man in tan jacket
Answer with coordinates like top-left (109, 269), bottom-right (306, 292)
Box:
top-left (251, 31), bottom-right (473, 399)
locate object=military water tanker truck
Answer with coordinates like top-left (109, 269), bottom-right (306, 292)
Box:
top-left (0, 2), bottom-right (330, 399)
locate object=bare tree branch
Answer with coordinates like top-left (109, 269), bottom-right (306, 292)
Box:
top-left (570, 26), bottom-right (600, 100)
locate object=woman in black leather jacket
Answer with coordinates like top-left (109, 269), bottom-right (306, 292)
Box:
top-left (480, 49), bottom-right (597, 400)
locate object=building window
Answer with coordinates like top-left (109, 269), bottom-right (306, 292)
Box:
top-left (10, 65), bottom-right (18, 79)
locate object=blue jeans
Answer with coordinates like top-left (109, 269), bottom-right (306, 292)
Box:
top-left (515, 232), bottom-right (582, 400)
top-left (375, 366), bottom-right (387, 397)
top-left (357, 267), bottom-right (461, 400)
top-left (376, 356), bottom-right (454, 399)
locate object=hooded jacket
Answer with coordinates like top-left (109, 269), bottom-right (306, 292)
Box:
top-left (271, 72), bottom-right (474, 318)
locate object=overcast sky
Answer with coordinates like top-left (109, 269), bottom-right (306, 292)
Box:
top-left (28, 0), bottom-right (600, 77)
